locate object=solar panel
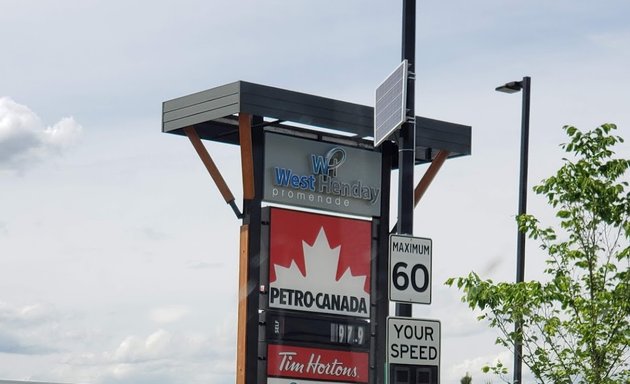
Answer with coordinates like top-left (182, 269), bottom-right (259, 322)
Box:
top-left (374, 60), bottom-right (408, 146)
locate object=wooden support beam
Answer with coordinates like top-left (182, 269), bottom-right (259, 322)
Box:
top-left (390, 150), bottom-right (451, 234)
top-left (236, 225), bottom-right (249, 384)
top-left (183, 126), bottom-right (236, 204)
top-left (239, 114), bottom-right (255, 200)
top-left (414, 150), bottom-right (450, 206)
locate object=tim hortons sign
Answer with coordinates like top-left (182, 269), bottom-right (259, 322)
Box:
top-left (263, 132), bottom-right (382, 217)
top-left (268, 208), bottom-right (371, 318)
top-left (267, 344), bottom-right (369, 383)
top-left (267, 379), bottom-right (355, 384)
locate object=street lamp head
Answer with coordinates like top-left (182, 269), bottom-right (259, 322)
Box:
top-left (495, 81), bottom-right (523, 94)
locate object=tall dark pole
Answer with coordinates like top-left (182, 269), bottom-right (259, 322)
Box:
top-left (396, 0), bottom-right (416, 318)
top-left (515, 76), bottom-right (530, 287)
top-left (495, 76), bottom-right (531, 384)
top-left (514, 76), bottom-right (531, 384)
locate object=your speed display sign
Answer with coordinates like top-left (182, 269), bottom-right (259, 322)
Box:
top-left (387, 317), bottom-right (440, 366)
top-left (389, 235), bottom-right (432, 304)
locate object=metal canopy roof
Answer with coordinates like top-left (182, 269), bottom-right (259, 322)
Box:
top-left (162, 81), bottom-right (471, 164)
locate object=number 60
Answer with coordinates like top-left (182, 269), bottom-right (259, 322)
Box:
top-left (392, 262), bottom-right (428, 292)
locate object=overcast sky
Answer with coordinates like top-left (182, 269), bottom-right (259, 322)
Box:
top-left (1, 1), bottom-right (630, 383)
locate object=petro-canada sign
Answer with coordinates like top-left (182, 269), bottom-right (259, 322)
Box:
top-left (268, 208), bottom-right (372, 318)
top-left (264, 133), bottom-right (382, 217)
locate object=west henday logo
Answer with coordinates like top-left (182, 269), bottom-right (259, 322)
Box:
top-left (269, 209), bottom-right (371, 318)
top-left (272, 146), bottom-right (380, 205)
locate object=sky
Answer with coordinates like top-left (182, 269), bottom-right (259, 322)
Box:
top-left (1, 0), bottom-right (630, 383)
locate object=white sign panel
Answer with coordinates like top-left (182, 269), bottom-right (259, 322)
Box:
top-left (389, 235), bottom-right (432, 304)
top-left (387, 317), bottom-right (440, 366)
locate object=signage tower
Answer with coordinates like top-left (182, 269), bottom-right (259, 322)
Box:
top-left (162, 8), bottom-right (471, 380)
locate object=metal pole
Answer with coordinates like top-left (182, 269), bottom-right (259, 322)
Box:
top-left (395, 0), bottom-right (416, 318)
top-left (375, 141), bottom-right (394, 384)
top-left (513, 76), bottom-right (530, 384)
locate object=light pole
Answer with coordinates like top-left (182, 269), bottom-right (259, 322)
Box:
top-left (495, 76), bottom-right (531, 384)
top-left (396, 0), bottom-right (416, 318)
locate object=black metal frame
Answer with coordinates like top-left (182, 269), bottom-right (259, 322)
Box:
top-left (162, 81), bottom-right (471, 165)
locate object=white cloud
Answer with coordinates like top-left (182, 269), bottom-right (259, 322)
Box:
top-left (0, 301), bottom-right (54, 327)
top-left (0, 299), bottom-right (237, 382)
top-left (0, 301), bottom-right (59, 355)
top-left (0, 97), bottom-right (82, 172)
top-left (149, 306), bottom-right (190, 324)
top-left (60, 324), bottom-right (234, 384)
top-left (112, 330), bottom-right (171, 363)
top-left (109, 329), bottom-right (221, 364)
top-left (43, 116), bottom-right (82, 150)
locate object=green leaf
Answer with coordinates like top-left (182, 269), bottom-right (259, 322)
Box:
top-left (557, 210), bottom-right (571, 218)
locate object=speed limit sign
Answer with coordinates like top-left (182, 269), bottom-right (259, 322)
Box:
top-left (389, 235), bottom-right (432, 304)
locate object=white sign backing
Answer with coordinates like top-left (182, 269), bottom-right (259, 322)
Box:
top-left (387, 317), bottom-right (440, 366)
top-left (389, 235), bottom-right (432, 304)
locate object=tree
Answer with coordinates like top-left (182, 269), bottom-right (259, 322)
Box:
top-left (461, 372), bottom-right (473, 384)
top-left (446, 124), bottom-right (630, 384)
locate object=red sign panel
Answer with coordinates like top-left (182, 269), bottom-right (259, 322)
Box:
top-left (267, 344), bottom-right (369, 383)
top-left (269, 208), bottom-right (372, 318)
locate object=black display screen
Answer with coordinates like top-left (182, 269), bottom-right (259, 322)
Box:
top-left (263, 310), bottom-right (370, 350)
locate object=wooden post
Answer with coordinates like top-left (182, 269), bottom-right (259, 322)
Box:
top-left (413, 150), bottom-right (450, 206)
top-left (239, 114), bottom-right (255, 200)
top-left (236, 224), bottom-right (250, 384)
top-left (183, 126), bottom-right (236, 204)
